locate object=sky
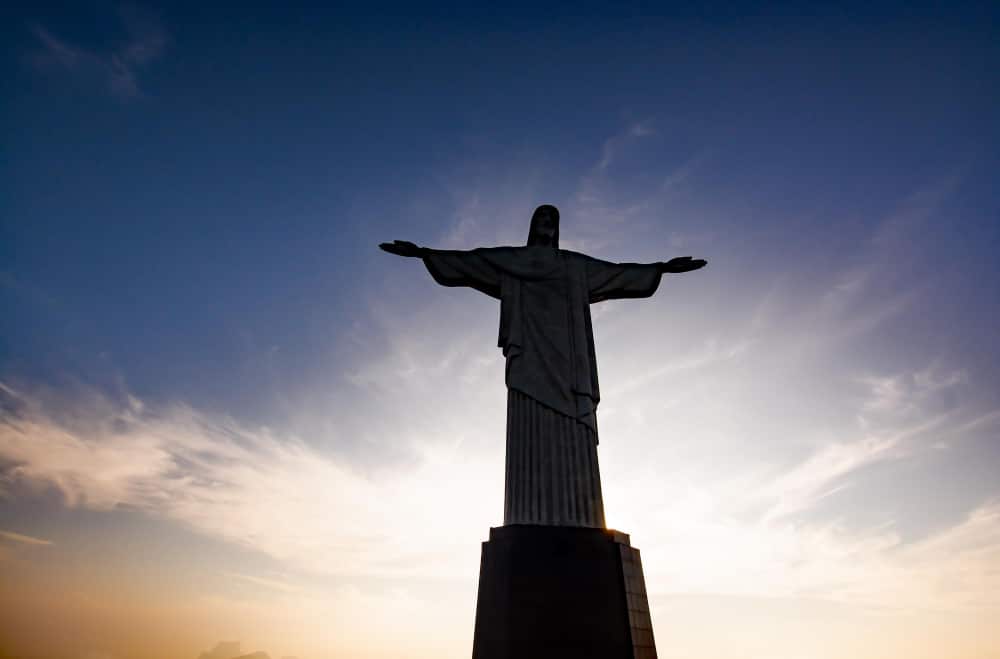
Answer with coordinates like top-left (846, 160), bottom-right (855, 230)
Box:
top-left (2, 2), bottom-right (999, 658)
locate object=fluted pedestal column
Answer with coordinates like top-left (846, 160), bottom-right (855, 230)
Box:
top-left (504, 389), bottom-right (605, 528)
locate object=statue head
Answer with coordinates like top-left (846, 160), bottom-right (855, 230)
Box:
top-left (527, 204), bottom-right (560, 248)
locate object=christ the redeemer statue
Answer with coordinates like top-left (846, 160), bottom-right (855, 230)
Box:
top-left (380, 204), bottom-right (706, 529)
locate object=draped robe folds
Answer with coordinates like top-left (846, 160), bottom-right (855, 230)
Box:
top-left (422, 246), bottom-right (662, 527)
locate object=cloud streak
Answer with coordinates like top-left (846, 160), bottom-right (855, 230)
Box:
top-left (29, 6), bottom-right (168, 99)
top-left (0, 381), bottom-right (495, 580)
top-left (0, 529), bottom-right (53, 546)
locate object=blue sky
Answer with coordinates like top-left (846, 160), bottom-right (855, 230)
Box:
top-left (2, 3), bottom-right (999, 658)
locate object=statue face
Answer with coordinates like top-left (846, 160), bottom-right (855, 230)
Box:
top-left (527, 205), bottom-right (560, 248)
top-left (532, 212), bottom-right (557, 245)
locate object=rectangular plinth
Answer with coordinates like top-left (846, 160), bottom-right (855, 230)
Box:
top-left (471, 525), bottom-right (657, 659)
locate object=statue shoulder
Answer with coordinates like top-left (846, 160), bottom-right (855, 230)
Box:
top-left (472, 245), bottom-right (521, 255)
top-left (559, 249), bottom-right (594, 263)
top-left (470, 245), bottom-right (526, 263)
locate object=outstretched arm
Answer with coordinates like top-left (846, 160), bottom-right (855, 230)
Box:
top-left (379, 240), bottom-right (427, 257)
top-left (587, 255), bottom-right (707, 303)
top-left (659, 256), bottom-right (707, 273)
top-left (378, 240), bottom-right (502, 299)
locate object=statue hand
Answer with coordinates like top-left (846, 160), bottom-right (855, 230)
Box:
top-left (660, 256), bottom-right (707, 273)
top-left (379, 240), bottom-right (426, 257)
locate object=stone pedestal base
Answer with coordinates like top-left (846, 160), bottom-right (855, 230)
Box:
top-left (471, 525), bottom-right (656, 659)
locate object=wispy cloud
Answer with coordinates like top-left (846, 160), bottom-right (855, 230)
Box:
top-left (562, 123), bottom-right (716, 257)
top-left (605, 335), bottom-right (752, 398)
top-left (225, 572), bottom-right (300, 594)
top-left (0, 527), bottom-right (52, 561)
top-left (595, 119), bottom-right (655, 172)
top-left (28, 6), bottom-right (168, 99)
top-left (759, 436), bottom-right (901, 522)
top-left (755, 362), bottom-right (984, 522)
top-left (0, 529), bottom-right (53, 546)
top-left (741, 174), bottom-right (965, 361)
top-left (0, 381), bottom-right (495, 580)
top-left (617, 455), bottom-right (1000, 611)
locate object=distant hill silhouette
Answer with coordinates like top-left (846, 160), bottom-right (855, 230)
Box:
top-left (197, 641), bottom-right (296, 659)
top-left (198, 642), bottom-right (242, 659)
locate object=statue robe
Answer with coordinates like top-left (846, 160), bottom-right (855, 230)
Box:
top-left (423, 246), bottom-right (662, 527)
top-left (422, 246), bottom-right (663, 434)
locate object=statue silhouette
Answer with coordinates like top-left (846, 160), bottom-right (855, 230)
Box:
top-left (381, 204), bottom-right (706, 528)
